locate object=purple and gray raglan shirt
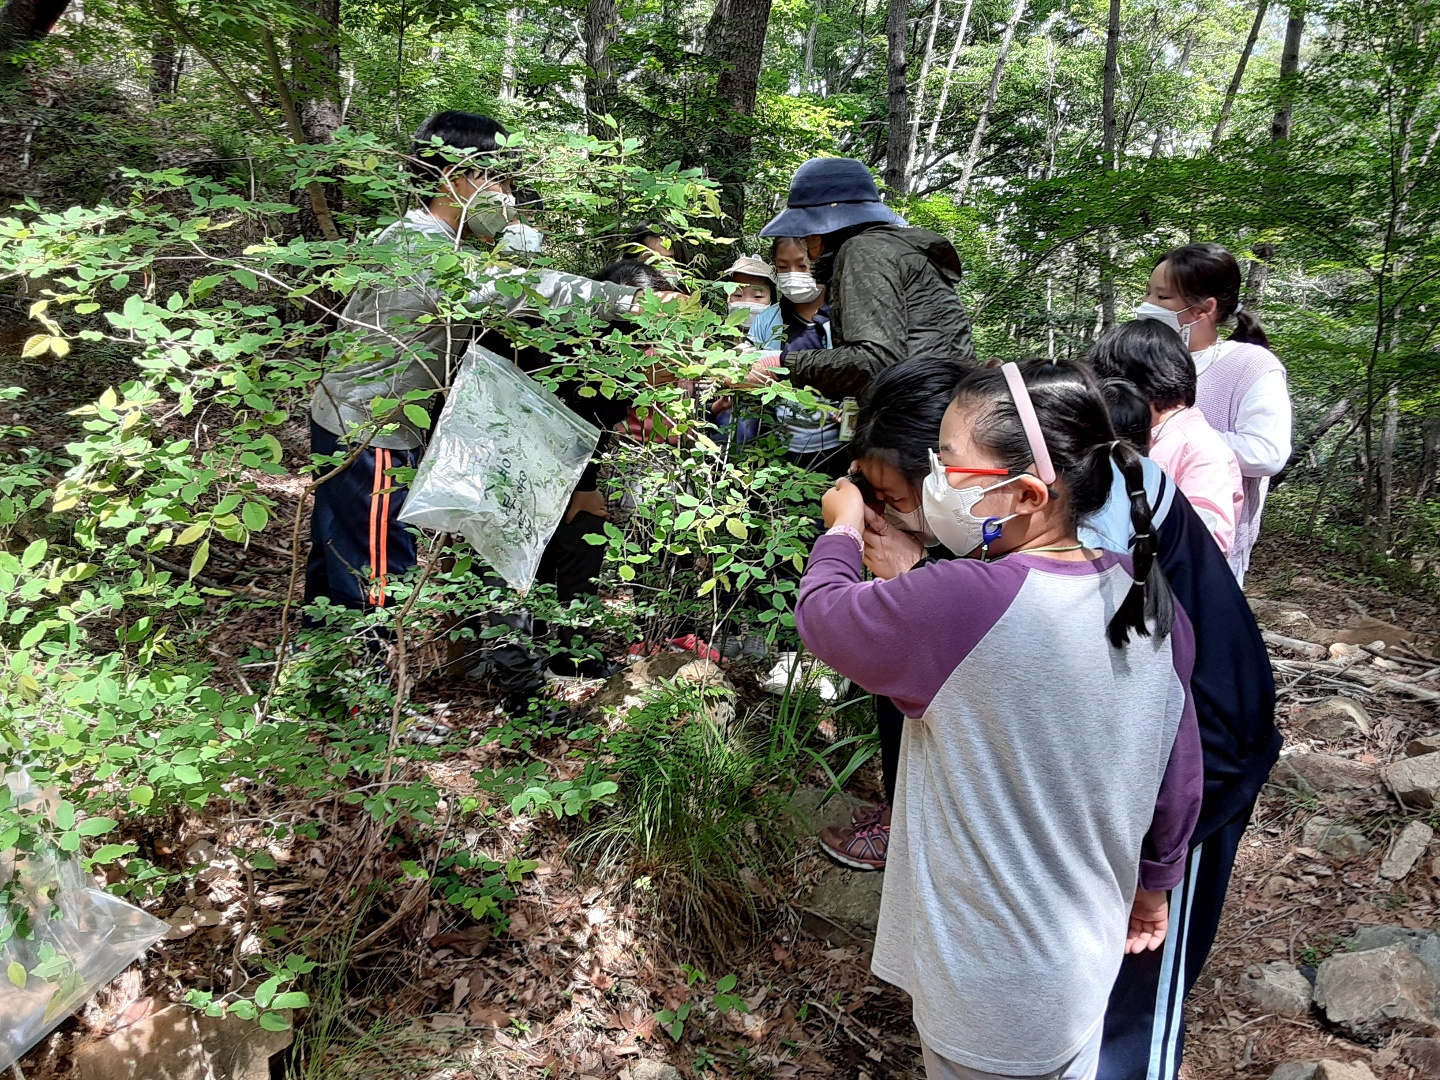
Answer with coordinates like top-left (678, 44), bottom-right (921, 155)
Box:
top-left (796, 536), bottom-right (1204, 1075)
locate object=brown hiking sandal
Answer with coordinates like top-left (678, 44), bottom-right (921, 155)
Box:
top-left (819, 818), bottom-right (889, 871)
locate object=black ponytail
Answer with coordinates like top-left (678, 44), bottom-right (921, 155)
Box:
top-left (951, 359), bottom-right (1175, 649)
top-left (1161, 242), bottom-right (1271, 351)
top-left (1105, 440), bottom-right (1175, 647)
top-left (1231, 307), bottom-right (1271, 349)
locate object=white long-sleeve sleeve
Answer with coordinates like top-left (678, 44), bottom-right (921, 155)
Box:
top-left (1219, 368), bottom-right (1292, 478)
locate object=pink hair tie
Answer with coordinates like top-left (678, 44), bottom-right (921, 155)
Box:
top-left (1001, 363), bottom-right (1056, 486)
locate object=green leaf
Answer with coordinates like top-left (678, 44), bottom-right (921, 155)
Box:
top-left (232, 268), bottom-right (258, 291)
top-left (402, 404), bottom-right (431, 430)
top-left (188, 539), bottom-right (210, 580)
top-left (76, 817), bottom-right (116, 837)
top-left (254, 974), bottom-right (281, 1008)
top-left (20, 539), bottom-right (46, 569)
top-left (172, 764), bottom-right (204, 785)
top-left (7, 962), bottom-right (25, 989)
top-left (129, 785), bottom-right (154, 807)
top-left (725, 517), bottom-right (747, 540)
top-left (89, 843), bottom-right (138, 864)
top-left (241, 502), bottom-right (268, 532)
top-left (269, 991), bottom-right (311, 1009)
top-left (258, 1011), bottom-right (292, 1032)
top-left (177, 522), bottom-right (208, 546)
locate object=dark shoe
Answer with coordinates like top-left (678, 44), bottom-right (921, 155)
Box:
top-left (850, 800), bottom-right (889, 827)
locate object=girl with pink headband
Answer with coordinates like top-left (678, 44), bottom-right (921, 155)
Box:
top-left (796, 359), bottom-right (1202, 1080)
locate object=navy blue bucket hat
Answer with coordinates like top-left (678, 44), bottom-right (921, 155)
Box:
top-left (760, 157), bottom-right (904, 238)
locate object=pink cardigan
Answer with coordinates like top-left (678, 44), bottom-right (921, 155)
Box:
top-left (1150, 406), bottom-right (1244, 557)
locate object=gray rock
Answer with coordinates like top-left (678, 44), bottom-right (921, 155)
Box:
top-left (783, 787), bottom-right (869, 839)
top-left (1250, 598), bottom-right (1319, 635)
top-left (1380, 821), bottom-right (1434, 881)
top-left (1302, 817), bottom-right (1374, 861)
top-left (801, 864), bottom-right (885, 947)
top-left (1407, 735), bottom-right (1440, 758)
top-left (1315, 1063), bottom-right (1378, 1080)
top-left (1313, 944), bottom-right (1440, 1039)
top-left (585, 653), bottom-right (735, 722)
top-left (1269, 1066), bottom-right (1317, 1080)
top-left (1388, 753), bottom-right (1440, 809)
top-left (1277, 753), bottom-right (1377, 793)
top-left (1240, 962), bottom-right (1313, 1017)
top-left (1295, 697), bottom-right (1372, 739)
top-left (1347, 925), bottom-right (1440, 986)
top-left (628, 1062), bottom-right (683, 1080)
top-left (73, 1005), bottom-right (292, 1080)
top-left (193, 1013), bottom-right (294, 1080)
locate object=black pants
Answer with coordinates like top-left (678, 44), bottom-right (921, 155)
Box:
top-left (876, 696), bottom-right (904, 804)
top-left (1097, 801), bottom-right (1256, 1080)
top-left (305, 419), bottom-right (421, 613)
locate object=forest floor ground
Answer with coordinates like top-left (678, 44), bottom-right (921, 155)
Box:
top-left (8, 332), bottom-right (1440, 1080)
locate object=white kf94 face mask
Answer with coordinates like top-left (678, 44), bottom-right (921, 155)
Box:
top-left (920, 449), bottom-right (1023, 556)
top-left (777, 271), bottom-right (823, 304)
top-left (882, 503), bottom-right (939, 548)
top-left (1134, 301), bottom-right (1201, 347)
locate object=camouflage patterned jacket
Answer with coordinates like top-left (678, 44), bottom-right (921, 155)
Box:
top-left (782, 225), bottom-right (977, 399)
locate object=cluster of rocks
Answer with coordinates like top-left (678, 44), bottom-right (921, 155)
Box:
top-left (1248, 927), bottom-right (1440, 1074)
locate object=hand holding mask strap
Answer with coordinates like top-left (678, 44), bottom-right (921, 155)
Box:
top-left (1000, 363), bottom-right (1056, 486)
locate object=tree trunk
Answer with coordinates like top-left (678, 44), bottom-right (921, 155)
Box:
top-left (292, 0), bottom-right (342, 144)
top-left (802, 0), bottom-right (821, 91)
top-left (584, 0), bottom-right (618, 136)
top-left (1100, 0), bottom-right (1120, 170)
top-left (707, 0), bottom-right (775, 226)
top-left (1246, 8), bottom-right (1303, 309)
top-left (882, 0), bottom-right (911, 195)
top-left (1149, 33), bottom-right (1193, 158)
top-left (259, 28), bottom-right (340, 241)
top-left (149, 33), bottom-right (178, 102)
top-left (903, 0), bottom-right (942, 189)
top-left (0, 0), bottom-right (69, 58)
top-left (1097, 0), bottom-right (1120, 328)
top-left (1378, 383), bottom-right (1399, 546)
top-left (919, 0), bottom-right (973, 171)
top-left (954, 0), bottom-right (1024, 203)
top-left (1271, 3), bottom-right (1304, 142)
top-left (1420, 415), bottom-right (1440, 498)
top-left (0, 0), bottom-right (66, 85)
top-left (499, 4), bottom-right (522, 100)
top-left (1210, 0), bottom-right (1269, 147)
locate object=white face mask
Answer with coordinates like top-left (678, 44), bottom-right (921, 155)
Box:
top-left (498, 221), bottom-right (544, 253)
top-left (1134, 301), bottom-right (1200, 347)
top-left (921, 450), bottom-right (1023, 556)
top-left (883, 503), bottom-right (938, 547)
top-left (777, 271), bottom-right (823, 304)
top-left (459, 190), bottom-right (516, 242)
top-left (729, 300), bottom-right (769, 328)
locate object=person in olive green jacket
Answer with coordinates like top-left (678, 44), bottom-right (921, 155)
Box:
top-left (747, 158), bottom-right (977, 399)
